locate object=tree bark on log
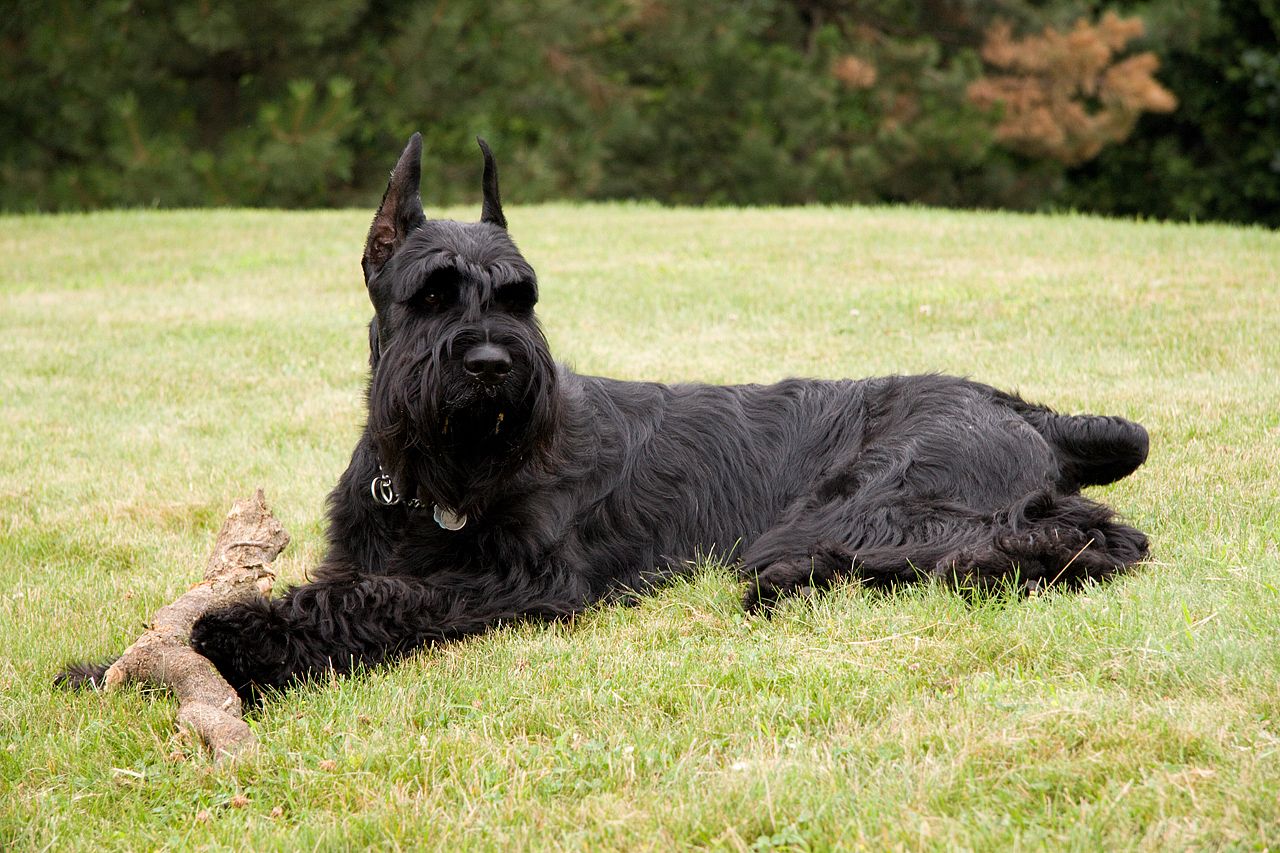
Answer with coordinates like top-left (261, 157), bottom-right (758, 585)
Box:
top-left (103, 489), bottom-right (289, 760)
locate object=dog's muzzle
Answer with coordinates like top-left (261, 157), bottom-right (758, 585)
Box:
top-left (463, 342), bottom-right (511, 387)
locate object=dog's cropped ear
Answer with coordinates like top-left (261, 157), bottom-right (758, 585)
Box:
top-left (363, 133), bottom-right (427, 282)
top-left (477, 137), bottom-right (507, 229)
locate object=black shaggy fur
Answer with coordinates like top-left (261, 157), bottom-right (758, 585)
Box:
top-left (58, 134), bottom-right (1150, 698)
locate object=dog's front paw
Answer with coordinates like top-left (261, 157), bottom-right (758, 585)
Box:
top-left (190, 599), bottom-right (291, 698)
top-left (742, 574), bottom-right (783, 615)
top-left (743, 557), bottom-right (828, 615)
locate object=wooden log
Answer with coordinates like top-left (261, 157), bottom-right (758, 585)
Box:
top-left (103, 489), bottom-right (289, 760)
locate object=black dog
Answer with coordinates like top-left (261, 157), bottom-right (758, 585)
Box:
top-left (61, 134), bottom-right (1149, 697)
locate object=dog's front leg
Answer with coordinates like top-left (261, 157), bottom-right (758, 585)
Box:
top-left (186, 592), bottom-right (303, 699)
top-left (189, 571), bottom-right (573, 699)
top-left (188, 574), bottom-right (447, 698)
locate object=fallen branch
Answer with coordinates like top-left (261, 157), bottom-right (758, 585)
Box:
top-left (103, 489), bottom-right (289, 760)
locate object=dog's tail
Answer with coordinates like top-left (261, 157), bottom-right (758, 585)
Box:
top-left (995, 393), bottom-right (1149, 491)
top-left (54, 659), bottom-right (115, 690)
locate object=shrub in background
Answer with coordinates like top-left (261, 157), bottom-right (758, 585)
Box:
top-left (2, 0), bottom-right (1273, 224)
top-left (968, 13), bottom-right (1176, 167)
top-left (1065, 0), bottom-right (1280, 226)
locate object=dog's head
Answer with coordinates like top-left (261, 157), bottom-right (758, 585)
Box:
top-left (361, 134), bottom-right (559, 512)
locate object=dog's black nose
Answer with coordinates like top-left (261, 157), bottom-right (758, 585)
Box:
top-left (463, 343), bottom-right (512, 385)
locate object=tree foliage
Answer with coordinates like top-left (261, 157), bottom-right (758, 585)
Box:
top-left (968, 13), bottom-right (1176, 166)
top-left (1064, 0), bottom-right (1280, 225)
top-left (1, 0), bottom-right (1275, 224)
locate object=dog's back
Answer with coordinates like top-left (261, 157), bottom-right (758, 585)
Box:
top-left (563, 372), bottom-right (1148, 595)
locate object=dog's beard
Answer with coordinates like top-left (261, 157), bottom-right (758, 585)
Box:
top-left (371, 360), bottom-right (521, 454)
top-left (434, 371), bottom-right (520, 444)
top-left (367, 345), bottom-right (557, 514)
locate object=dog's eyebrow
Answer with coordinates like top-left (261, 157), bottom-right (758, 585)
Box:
top-left (419, 252), bottom-right (462, 275)
top-left (399, 248), bottom-right (534, 305)
top-left (487, 261), bottom-right (537, 287)
top-left (397, 255), bottom-right (463, 301)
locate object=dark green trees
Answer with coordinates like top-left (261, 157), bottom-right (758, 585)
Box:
top-left (3, 0), bottom-right (1274, 224)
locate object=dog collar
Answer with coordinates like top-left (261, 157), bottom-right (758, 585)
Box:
top-left (370, 465), bottom-right (467, 530)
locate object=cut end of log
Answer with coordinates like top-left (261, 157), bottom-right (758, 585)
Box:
top-left (103, 661), bottom-right (126, 691)
top-left (178, 703), bottom-right (259, 761)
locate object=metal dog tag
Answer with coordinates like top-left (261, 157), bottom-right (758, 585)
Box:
top-left (433, 504), bottom-right (467, 531)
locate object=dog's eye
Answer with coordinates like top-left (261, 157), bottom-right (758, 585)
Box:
top-left (408, 269), bottom-right (459, 312)
top-left (411, 288), bottom-right (447, 312)
top-left (495, 280), bottom-right (536, 313)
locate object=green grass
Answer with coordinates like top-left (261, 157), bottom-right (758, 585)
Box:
top-left (2, 204), bottom-right (1278, 850)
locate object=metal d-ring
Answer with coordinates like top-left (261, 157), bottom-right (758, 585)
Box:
top-left (371, 470), bottom-right (400, 506)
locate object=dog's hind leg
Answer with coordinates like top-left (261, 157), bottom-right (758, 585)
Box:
top-left (930, 490), bottom-right (1149, 593)
top-left (741, 497), bottom-right (981, 612)
top-left (741, 490), bottom-right (1148, 612)
top-left (742, 543), bottom-right (948, 613)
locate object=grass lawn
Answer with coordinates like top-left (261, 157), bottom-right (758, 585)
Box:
top-left (1, 204), bottom-right (1278, 850)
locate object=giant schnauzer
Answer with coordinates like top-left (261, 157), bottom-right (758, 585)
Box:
top-left (61, 134), bottom-right (1149, 698)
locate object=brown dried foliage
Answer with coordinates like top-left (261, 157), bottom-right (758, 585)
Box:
top-left (832, 55), bottom-right (877, 90)
top-left (968, 13), bottom-right (1177, 165)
